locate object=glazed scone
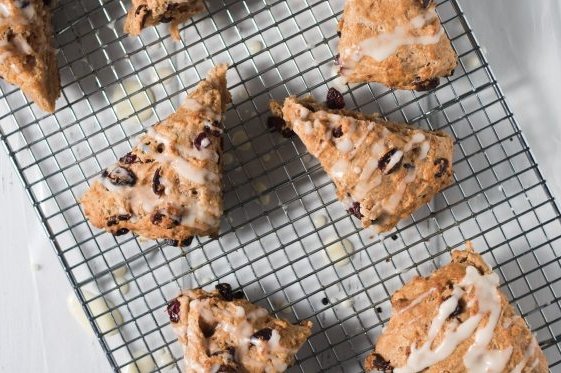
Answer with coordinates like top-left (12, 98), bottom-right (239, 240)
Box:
top-left (0, 0), bottom-right (60, 112)
top-left (167, 283), bottom-right (313, 372)
top-left (124, 0), bottom-right (205, 40)
top-left (337, 0), bottom-right (457, 91)
top-left (364, 247), bottom-right (548, 373)
top-left (271, 90), bottom-right (454, 234)
top-left (81, 64), bottom-right (231, 246)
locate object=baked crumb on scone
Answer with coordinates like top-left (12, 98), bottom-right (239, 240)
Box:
top-left (337, 0), bottom-right (457, 91)
top-left (168, 284), bottom-right (313, 372)
top-left (0, 0), bottom-right (60, 112)
top-left (124, 0), bottom-right (205, 40)
top-left (270, 90), bottom-right (454, 234)
top-left (81, 64), bottom-right (231, 245)
top-left (364, 246), bottom-right (548, 373)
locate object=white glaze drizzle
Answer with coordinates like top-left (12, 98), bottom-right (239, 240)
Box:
top-left (347, 8), bottom-right (444, 64)
top-left (395, 266), bottom-right (512, 373)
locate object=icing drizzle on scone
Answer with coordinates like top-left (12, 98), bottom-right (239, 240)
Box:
top-left (395, 266), bottom-right (512, 373)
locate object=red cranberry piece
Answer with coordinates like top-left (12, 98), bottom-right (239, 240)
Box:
top-left (164, 237), bottom-right (193, 247)
top-left (347, 201), bottom-right (363, 219)
top-left (118, 214), bottom-right (131, 221)
top-left (167, 299), bottom-right (181, 323)
top-left (119, 152), bottom-right (137, 164)
top-left (156, 143), bottom-right (165, 153)
top-left (194, 132), bottom-right (210, 150)
top-left (434, 158), bottom-right (449, 178)
top-left (152, 168), bottom-right (165, 196)
top-left (370, 352), bottom-right (393, 372)
top-left (215, 283), bottom-right (234, 301)
top-left (326, 88), bottom-right (345, 110)
top-left (204, 125), bottom-right (222, 137)
top-left (216, 366), bottom-right (237, 373)
top-left (414, 77), bottom-right (439, 91)
top-left (107, 216), bottom-right (118, 227)
top-left (114, 228), bottom-right (129, 236)
top-left (251, 328), bottom-right (273, 341)
top-left (233, 291), bottom-right (244, 299)
top-left (211, 347), bottom-right (236, 358)
top-left (332, 126), bottom-right (343, 138)
top-left (267, 116), bottom-right (294, 138)
top-left (103, 166), bottom-right (137, 186)
top-left (448, 298), bottom-right (466, 319)
top-left (378, 148), bottom-right (402, 174)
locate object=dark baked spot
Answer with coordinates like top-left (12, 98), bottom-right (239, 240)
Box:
top-left (166, 298), bottom-right (181, 323)
top-left (119, 152), bottom-right (137, 164)
top-left (204, 125), bottom-right (221, 137)
top-left (369, 352), bottom-right (393, 372)
top-left (216, 283), bottom-right (234, 301)
top-left (347, 201), bottom-right (363, 219)
top-left (326, 87), bottom-right (345, 109)
top-left (199, 317), bottom-right (217, 338)
top-left (159, 15), bottom-right (173, 23)
top-left (114, 228), bottom-right (129, 236)
top-left (434, 158), bottom-right (449, 177)
top-left (156, 143), bottom-right (165, 153)
top-left (216, 366), bottom-right (237, 373)
top-left (414, 78), bottom-right (440, 91)
top-left (135, 5), bottom-right (151, 28)
top-left (103, 166), bottom-right (137, 186)
top-left (152, 168), bottom-right (165, 196)
top-left (334, 53), bottom-right (340, 65)
top-left (252, 328), bottom-right (273, 341)
top-left (212, 120), bottom-right (222, 128)
top-left (267, 116), bottom-right (294, 138)
top-left (332, 126), bottom-right (343, 138)
top-left (151, 212), bottom-right (165, 225)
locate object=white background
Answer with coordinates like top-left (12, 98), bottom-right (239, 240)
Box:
top-left (1, 1), bottom-right (560, 372)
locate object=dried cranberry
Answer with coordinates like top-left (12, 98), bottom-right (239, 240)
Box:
top-left (103, 166), bottom-right (137, 186)
top-left (378, 148), bottom-right (402, 174)
top-left (267, 116), bottom-right (294, 138)
top-left (233, 291), bottom-right (244, 299)
top-left (156, 143), bottom-right (165, 153)
top-left (160, 15), bottom-right (173, 23)
top-left (251, 328), bottom-right (273, 341)
top-left (334, 54), bottom-right (340, 65)
top-left (211, 347), bottom-right (235, 358)
top-left (114, 228), bottom-right (129, 236)
top-left (164, 237), bottom-right (193, 247)
top-left (369, 353), bottom-right (393, 372)
top-left (402, 163), bottom-right (415, 170)
top-left (107, 216), bottom-right (118, 227)
top-left (332, 126), bottom-right (343, 138)
top-left (414, 78), bottom-right (439, 91)
top-left (326, 88), bottom-right (345, 110)
top-left (118, 214), bottom-right (131, 221)
top-left (167, 299), bottom-right (181, 323)
top-left (347, 201), bottom-right (363, 219)
top-left (449, 298), bottom-right (465, 319)
top-left (215, 283), bottom-right (234, 301)
top-left (204, 125), bottom-right (221, 137)
top-left (135, 5), bottom-right (151, 27)
top-left (194, 132), bottom-right (210, 150)
top-left (151, 212), bottom-right (165, 225)
top-left (434, 158), bottom-right (449, 177)
top-left (119, 152), bottom-right (137, 164)
top-left (152, 168), bottom-right (165, 196)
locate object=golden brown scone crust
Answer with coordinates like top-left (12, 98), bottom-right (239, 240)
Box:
top-left (364, 247), bottom-right (548, 373)
top-left (0, 0), bottom-right (60, 112)
top-left (338, 0), bottom-right (457, 90)
top-left (81, 64), bottom-right (231, 244)
top-left (273, 96), bottom-right (453, 233)
top-left (124, 0), bottom-right (205, 40)
top-left (169, 285), bottom-right (313, 372)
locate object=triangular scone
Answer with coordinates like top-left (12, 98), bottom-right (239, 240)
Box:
top-left (0, 0), bottom-right (60, 112)
top-left (272, 94), bottom-right (453, 233)
top-left (124, 0), bottom-right (205, 40)
top-left (167, 284), bottom-right (313, 372)
top-left (337, 0), bottom-right (457, 91)
top-left (365, 246), bottom-right (548, 373)
top-left (81, 64), bottom-right (231, 246)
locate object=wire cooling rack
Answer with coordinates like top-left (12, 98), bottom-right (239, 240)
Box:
top-left (1, 0), bottom-right (561, 371)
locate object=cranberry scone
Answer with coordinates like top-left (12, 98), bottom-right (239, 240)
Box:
top-left (364, 247), bottom-right (548, 373)
top-left (0, 0), bottom-right (60, 112)
top-left (81, 64), bottom-right (231, 246)
top-left (167, 283), bottom-right (313, 372)
top-left (337, 0), bottom-right (457, 91)
top-left (270, 90), bottom-right (453, 234)
top-left (124, 0), bottom-right (205, 40)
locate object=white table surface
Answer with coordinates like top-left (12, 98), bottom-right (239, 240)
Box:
top-left (1, 1), bottom-right (560, 372)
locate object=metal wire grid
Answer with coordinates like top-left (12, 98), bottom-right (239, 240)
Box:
top-left (1, 0), bottom-right (561, 371)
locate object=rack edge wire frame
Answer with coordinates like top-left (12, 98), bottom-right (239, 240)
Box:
top-left (1, 0), bottom-right (561, 371)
